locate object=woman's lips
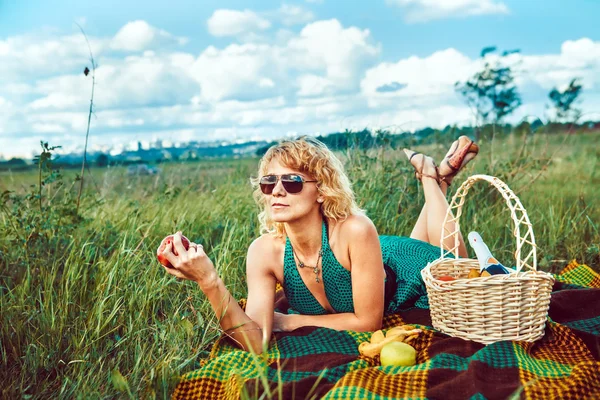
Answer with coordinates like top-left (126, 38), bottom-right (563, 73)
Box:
top-left (272, 203), bottom-right (288, 208)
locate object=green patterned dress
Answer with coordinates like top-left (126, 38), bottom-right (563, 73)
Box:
top-left (281, 220), bottom-right (442, 315)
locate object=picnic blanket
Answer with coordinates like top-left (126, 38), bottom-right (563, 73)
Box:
top-left (173, 261), bottom-right (600, 399)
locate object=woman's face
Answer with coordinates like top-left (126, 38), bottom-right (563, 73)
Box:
top-left (262, 158), bottom-right (321, 223)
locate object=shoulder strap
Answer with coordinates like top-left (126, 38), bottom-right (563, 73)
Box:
top-left (321, 219), bottom-right (329, 248)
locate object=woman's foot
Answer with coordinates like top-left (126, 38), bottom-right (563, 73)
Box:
top-left (403, 149), bottom-right (440, 184)
top-left (438, 136), bottom-right (479, 186)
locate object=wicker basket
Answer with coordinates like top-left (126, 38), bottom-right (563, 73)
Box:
top-left (420, 174), bottom-right (555, 345)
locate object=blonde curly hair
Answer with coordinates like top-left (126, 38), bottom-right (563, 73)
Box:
top-left (252, 136), bottom-right (364, 237)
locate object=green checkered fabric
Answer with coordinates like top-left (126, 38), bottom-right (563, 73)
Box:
top-left (173, 261), bottom-right (600, 399)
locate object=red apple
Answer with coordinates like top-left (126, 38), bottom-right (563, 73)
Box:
top-left (157, 234), bottom-right (190, 268)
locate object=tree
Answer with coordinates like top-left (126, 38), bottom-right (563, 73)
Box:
top-left (96, 153), bottom-right (109, 167)
top-left (548, 78), bottom-right (583, 123)
top-left (455, 47), bottom-right (522, 126)
top-left (6, 157), bottom-right (26, 166)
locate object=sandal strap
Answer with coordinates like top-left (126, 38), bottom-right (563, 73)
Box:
top-left (439, 175), bottom-right (452, 186)
top-left (417, 172), bottom-right (440, 183)
top-left (409, 151), bottom-right (421, 161)
top-left (414, 162), bottom-right (441, 185)
top-left (405, 149), bottom-right (441, 185)
top-left (439, 138), bottom-right (478, 183)
top-left (445, 159), bottom-right (460, 172)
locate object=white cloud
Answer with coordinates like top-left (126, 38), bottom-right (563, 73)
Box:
top-left (287, 19), bottom-right (380, 90)
top-left (0, 21), bottom-right (188, 84)
top-left (337, 105), bottom-right (475, 133)
top-left (111, 20), bottom-right (188, 51)
top-left (277, 4), bottom-right (315, 26)
top-left (2, 14), bottom-right (600, 161)
top-left (361, 37), bottom-right (600, 124)
top-left (207, 9), bottom-right (271, 37)
top-left (0, 31), bottom-right (107, 80)
top-left (297, 74), bottom-right (335, 96)
top-left (1, 83), bottom-right (35, 96)
top-left (521, 38), bottom-right (600, 90)
top-left (361, 48), bottom-right (475, 107)
top-left (190, 43), bottom-right (278, 102)
top-left (31, 123), bottom-right (68, 133)
top-left (25, 111), bottom-right (89, 133)
top-left (387, 0), bottom-right (509, 23)
top-left (0, 97), bottom-right (12, 135)
top-left (189, 19), bottom-right (379, 102)
top-left (29, 51), bottom-right (200, 111)
top-left (259, 78), bottom-right (276, 88)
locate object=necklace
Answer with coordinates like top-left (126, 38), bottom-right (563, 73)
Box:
top-left (291, 245), bottom-right (323, 283)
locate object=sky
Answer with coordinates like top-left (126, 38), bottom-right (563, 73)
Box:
top-left (1, 0), bottom-right (599, 159)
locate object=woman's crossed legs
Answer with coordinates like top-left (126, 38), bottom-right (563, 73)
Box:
top-left (404, 137), bottom-right (479, 258)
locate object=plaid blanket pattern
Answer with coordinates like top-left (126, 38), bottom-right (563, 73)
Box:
top-left (173, 261), bottom-right (600, 399)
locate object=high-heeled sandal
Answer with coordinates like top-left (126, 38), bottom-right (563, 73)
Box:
top-left (438, 136), bottom-right (479, 186)
top-left (403, 149), bottom-right (440, 184)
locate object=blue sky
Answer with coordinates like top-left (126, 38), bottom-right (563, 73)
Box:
top-left (1, 0), bottom-right (599, 159)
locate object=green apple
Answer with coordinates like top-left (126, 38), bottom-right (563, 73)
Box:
top-left (380, 342), bottom-right (416, 367)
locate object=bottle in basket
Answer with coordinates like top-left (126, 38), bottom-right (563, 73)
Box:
top-left (468, 232), bottom-right (511, 275)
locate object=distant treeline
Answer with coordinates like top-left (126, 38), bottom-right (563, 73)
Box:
top-left (2, 121), bottom-right (598, 172)
top-left (255, 120), bottom-right (600, 156)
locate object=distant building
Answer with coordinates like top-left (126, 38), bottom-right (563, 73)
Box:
top-left (127, 164), bottom-right (161, 176)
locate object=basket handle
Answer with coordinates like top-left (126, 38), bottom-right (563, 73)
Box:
top-left (439, 174), bottom-right (537, 273)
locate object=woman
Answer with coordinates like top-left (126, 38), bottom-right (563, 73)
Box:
top-left (159, 136), bottom-right (479, 353)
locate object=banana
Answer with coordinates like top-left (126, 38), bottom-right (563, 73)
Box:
top-left (386, 325), bottom-right (415, 338)
top-left (370, 330), bottom-right (385, 344)
top-left (358, 341), bottom-right (381, 358)
top-left (358, 326), bottom-right (422, 358)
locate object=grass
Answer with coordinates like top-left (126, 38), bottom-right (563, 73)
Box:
top-left (0, 131), bottom-right (599, 398)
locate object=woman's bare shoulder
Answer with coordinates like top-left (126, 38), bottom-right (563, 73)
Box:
top-left (335, 213), bottom-right (377, 237)
top-left (249, 233), bottom-right (284, 251)
top-left (247, 233), bottom-right (285, 272)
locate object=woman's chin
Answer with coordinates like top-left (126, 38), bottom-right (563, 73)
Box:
top-left (270, 210), bottom-right (296, 223)
top-left (271, 215), bottom-right (290, 223)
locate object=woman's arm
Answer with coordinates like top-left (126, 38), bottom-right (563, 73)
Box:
top-left (274, 215), bottom-right (385, 332)
top-left (160, 232), bottom-right (274, 353)
top-left (199, 277), bottom-right (266, 353)
top-left (274, 310), bottom-right (377, 332)
top-left (242, 237), bottom-right (277, 348)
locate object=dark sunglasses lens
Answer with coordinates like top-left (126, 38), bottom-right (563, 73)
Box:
top-left (260, 183), bottom-right (275, 194)
top-left (259, 176), bottom-right (277, 194)
top-left (281, 179), bottom-right (303, 193)
top-left (259, 175), bottom-right (306, 194)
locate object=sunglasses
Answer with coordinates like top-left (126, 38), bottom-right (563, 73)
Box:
top-left (259, 174), bottom-right (318, 194)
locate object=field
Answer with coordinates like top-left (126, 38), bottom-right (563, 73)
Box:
top-left (1, 132), bottom-right (599, 398)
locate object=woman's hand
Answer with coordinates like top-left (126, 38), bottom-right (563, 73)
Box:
top-left (272, 312), bottom-right (297, 332)
top-left (159, 231), bottom-right (218, 290)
